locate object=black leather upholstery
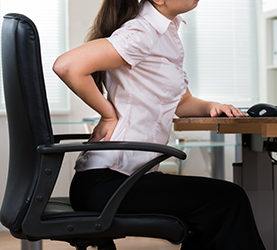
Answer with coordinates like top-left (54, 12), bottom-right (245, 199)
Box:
top-left (0, 13), bottom-right (189, 249)
top-left (1, 13), bottom-right (53, 232)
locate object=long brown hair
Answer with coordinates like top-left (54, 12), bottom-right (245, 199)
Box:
top-left (86, 0), bottom-right (153, 93)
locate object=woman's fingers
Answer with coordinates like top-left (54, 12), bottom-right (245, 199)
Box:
top-left (211, 104), bottom-right (247, 117)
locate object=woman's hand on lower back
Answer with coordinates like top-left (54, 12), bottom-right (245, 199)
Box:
top-left (88, 116), bottom-right (118, 142)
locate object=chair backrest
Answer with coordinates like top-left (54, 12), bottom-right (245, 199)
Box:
top-left (0, 13), bottom-right (54, 232)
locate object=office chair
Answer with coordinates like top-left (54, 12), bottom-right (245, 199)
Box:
top-left (0, 13), bottom-right (189, 250)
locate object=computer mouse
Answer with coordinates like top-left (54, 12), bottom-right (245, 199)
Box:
top-left (247, 103), bottom-right (277, 117)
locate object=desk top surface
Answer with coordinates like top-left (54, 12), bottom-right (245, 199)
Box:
top-left (173, 117), bottom-right (277, 137)
top-left (173, 117), bottom-right (277, 124)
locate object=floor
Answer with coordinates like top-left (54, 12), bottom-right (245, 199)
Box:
top-left (0, 232), bottom-right (181, 250)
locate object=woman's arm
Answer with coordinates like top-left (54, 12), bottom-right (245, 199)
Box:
top-left (53, 38), bottom-right (129, 141)
top-left (175, 88), bottom-right (247, 118)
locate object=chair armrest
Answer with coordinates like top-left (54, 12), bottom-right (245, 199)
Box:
top-left (37, 141), bottom-right (187, 160)
top-left (98, 153), bottom-right (171, 232)
top-left (53, 134), bottom-right (90, 143)
top-left (37, 140), bottom-right (186, 233)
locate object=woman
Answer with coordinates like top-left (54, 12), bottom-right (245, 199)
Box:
top-left (53, 0), bottom-right (265, 249)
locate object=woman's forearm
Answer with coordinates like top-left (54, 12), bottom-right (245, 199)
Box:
top-left (176, 95), bottom-right (218, 117)
top-left (176, 88), bottom-right (246, 118)
top-left (175, 88), bottom-right (216, 117)
top-left (53, 62), bottom-right (116, 120)
top-left (52, 39), bottom-right (127, 120)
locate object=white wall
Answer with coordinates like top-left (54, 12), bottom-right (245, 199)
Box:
top-left (263, 0), bottom-right (277, 11)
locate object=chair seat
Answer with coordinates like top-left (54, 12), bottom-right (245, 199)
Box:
top-left (42, 197), bottom-right (187, 244)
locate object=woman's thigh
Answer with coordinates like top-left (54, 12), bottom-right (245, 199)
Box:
top-left (70, 168), bottom-right (236, 217)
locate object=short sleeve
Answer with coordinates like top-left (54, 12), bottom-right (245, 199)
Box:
top-left (106, 20), bottom-right (154, 68)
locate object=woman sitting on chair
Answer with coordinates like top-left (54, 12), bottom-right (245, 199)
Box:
top-left (53, 0), bottom-right (265, 249)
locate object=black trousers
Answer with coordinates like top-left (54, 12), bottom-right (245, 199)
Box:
top-left (70, 169), bottom-right (266, 250)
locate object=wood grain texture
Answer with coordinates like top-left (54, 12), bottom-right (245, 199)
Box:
top-left (173, 117), bottom-right (277, 137)
top-left (174, 117), bottom-right (277, 125)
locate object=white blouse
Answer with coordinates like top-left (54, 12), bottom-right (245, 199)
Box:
top-left (75, 1), bottom-right (188, 175)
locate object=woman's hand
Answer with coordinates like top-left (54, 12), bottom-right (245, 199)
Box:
top-left (82, 115), bottom-right (118, 155)
top-left (88, 115), bottom-right (118, 142)
top-left (210, 103), bottom-right (247, 117)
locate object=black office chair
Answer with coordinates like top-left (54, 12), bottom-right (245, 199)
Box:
top-left (0, 13), bottom-right (189, 250)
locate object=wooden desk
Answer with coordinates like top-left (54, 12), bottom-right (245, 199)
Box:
top-left (174, 117), bottom-right (277, 137)
top-left (173, 117), bottom-right (277, 250)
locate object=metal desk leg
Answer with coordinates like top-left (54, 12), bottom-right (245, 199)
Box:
top-left (21, 240), bottom-right (42, 250)
top-left (235, 134), bottom-right (242, 162)
top-left (210, 131), bottom-right (225, 179)
top-left (241, 134), bottom-right (274, 250)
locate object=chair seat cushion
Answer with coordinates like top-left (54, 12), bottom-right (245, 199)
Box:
top-left (42, 197), bottom-right (188, 244)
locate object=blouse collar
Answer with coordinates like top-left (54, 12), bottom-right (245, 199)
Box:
top-left (140, 1), bottom-right (186, 34)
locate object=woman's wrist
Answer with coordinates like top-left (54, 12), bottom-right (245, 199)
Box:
top-left (100, 99), bottom-right (118, 121)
